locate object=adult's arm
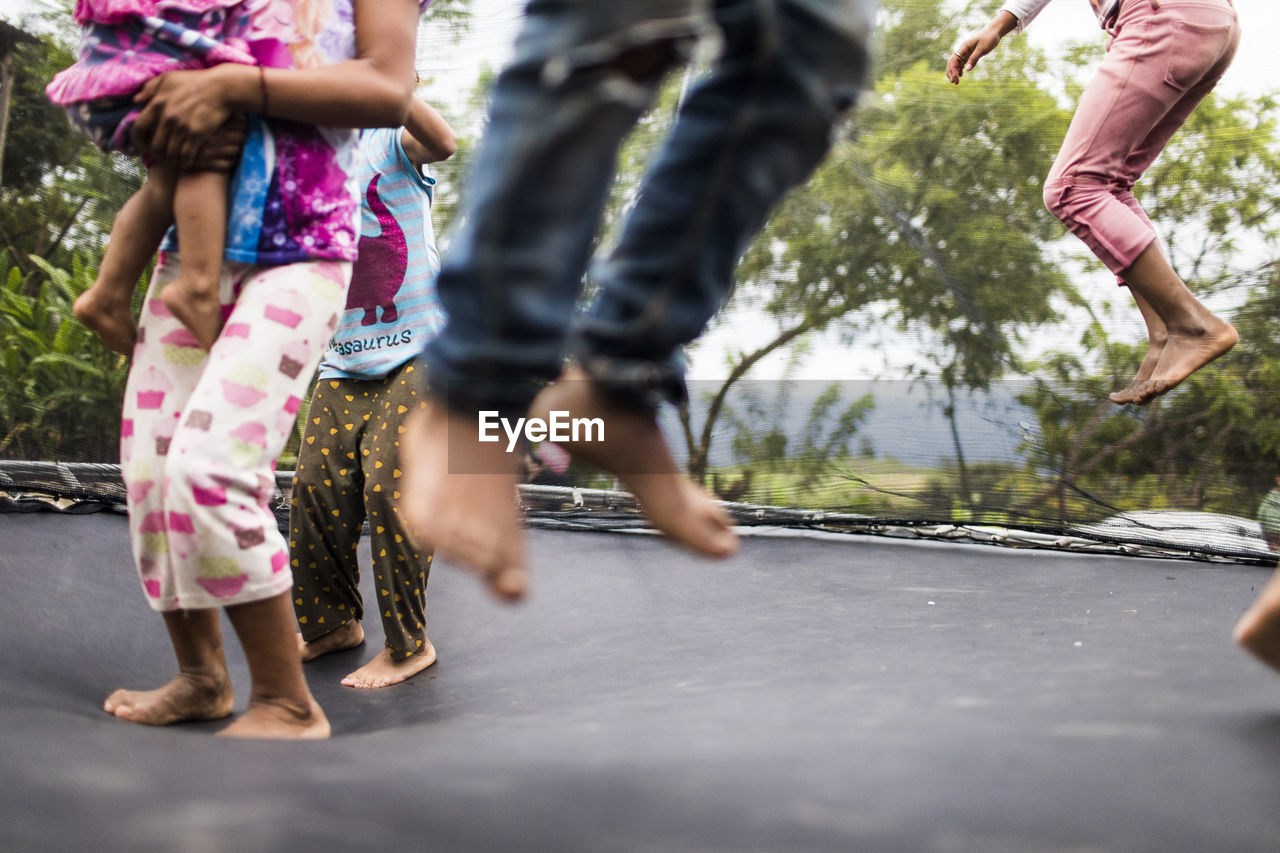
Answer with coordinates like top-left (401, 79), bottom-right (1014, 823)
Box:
top-left (132, 0), bottom-right (422, 166)
top-left (400, 99), bottom-right (457, 168)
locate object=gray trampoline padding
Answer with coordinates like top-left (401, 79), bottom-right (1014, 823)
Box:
top-left (3, 511), bottom-right (1280, 852)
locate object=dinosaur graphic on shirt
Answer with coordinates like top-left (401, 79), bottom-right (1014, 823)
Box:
top-left (347, 173), bottom-right (406, 325)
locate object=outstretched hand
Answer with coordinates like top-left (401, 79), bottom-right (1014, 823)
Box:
top-left (946, 27), bottom-right (1003, 84)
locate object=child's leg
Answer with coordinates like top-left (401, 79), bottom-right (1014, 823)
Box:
top-left (341, 364), bottom-right (436, 689)
top-left (103, 608), bottom-right (234, 725)
top-left (1043, 0), bottom-right (1238, 404)
top-left (163, 168), bottom-right (229, 351)
top-left (220, 591), bottom-right (329, 739)
top-left (291, 377), bottom-right (370, 661)
top-left (1109, 288), bottom-right (1167, 405)
top-left (1118, 244), bottom-right (1236, 405)
top-left (1235, 564), bottom-right (1280, 674)
top-left (156, 259), bottom-right (350, 737)
top-left (74, 163), bottom-right (177, 355)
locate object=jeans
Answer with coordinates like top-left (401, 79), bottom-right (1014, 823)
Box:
top-left (423, 0), bottom-right (874, 415)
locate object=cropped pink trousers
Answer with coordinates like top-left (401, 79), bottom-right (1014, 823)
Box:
top-left (121, 257), bottom-right (351, 612)
top-left (1042, 0), bottom-right (1239, 282)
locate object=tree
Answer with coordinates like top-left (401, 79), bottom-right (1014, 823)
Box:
top-left (674, 0), bottom-right (1072, 494)
top-left (0, 251), bottom-right (130, 462)
top-left (0, 6), bottom-right (143, 462)
top-left (1, 9), bottom-right (141, 280)
top-left (1016, 259), bottom-right (1280, 525)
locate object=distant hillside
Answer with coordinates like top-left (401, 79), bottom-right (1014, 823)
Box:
top-left (663, 379), bottom-right (1036, 469)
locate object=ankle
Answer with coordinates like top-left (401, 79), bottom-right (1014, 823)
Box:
top-left (246, 692), bottom-right (318, 722)
top-left (175, 667), bottom-right (231, 694)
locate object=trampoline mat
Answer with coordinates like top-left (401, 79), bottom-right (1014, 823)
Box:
top-left (3, 511), bottom-right (1280, 852)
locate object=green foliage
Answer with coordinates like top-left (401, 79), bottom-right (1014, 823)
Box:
top-left (739, 20), bottom-right (1072, 389)
top-left (3, 24), bottom-right (80, 193)
top-left (1015, 260), bottom-right (1280, 523)
top-left (1141, 92), bottom-right (1280, 286)
top-left (675, 0), bottom-right (1074, 483)
top-left (0, 251), bottom-right (128, 462)
top-left (1, 15), bottom-right (146, 281)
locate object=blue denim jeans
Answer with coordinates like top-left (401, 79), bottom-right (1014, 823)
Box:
top-left (424, 0), bottom-right (875, 415)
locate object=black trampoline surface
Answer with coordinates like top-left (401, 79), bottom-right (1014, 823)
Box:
top-left (4, 511), bottom-right (1280, 852)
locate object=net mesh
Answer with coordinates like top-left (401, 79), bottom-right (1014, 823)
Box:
top-left (2, 0), bottom-right (1279, 566)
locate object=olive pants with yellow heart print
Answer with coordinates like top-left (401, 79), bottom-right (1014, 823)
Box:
top-left (289, 361), bottom-right (432, 659)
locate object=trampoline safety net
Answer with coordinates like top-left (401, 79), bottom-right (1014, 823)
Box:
top-left (2, 0), bottom-right (1279, 567)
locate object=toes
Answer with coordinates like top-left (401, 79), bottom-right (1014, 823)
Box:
top-left (1133, 379), bottom-right (1169, 405)
top-left (706, 526), bottom-right (739, 558)
top-left (491, 566), bottom-right (528, 601)
top-left (109, 703), bottom-right (135, 720)
top-left (104, 690), bottom-right (129, 715)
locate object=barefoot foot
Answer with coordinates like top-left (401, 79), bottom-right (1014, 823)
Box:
top-left (161, 278), bottom-right (223, 351)
top-left (103, 671), bottom-right (234, 726)
top-left (74, 284), bottom-right (138, 356)
top-left (218, 697), bottom-right (330, 740)
top-left (298, 620), bottom-right (365, 662)
top-left (1132, 318), bottom-right (1237, 405)
top-left (1109, 383), bottom-right (1145, 406)
top-left (529, 366), bottom-right (738, 560)
top-left (1110, 337), bottom-right (1166, 405)
top-left (400, 404), bottom-right (529, 601)
top-left (341, 642), bottom-right (438, 689)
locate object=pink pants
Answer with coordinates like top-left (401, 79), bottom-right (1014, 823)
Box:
top-left (121, 257), bottom-right (351, 612)
top-left (1042, 0), bottom-right (1239, 282)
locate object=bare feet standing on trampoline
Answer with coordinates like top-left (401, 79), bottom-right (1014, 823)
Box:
top-left (104, 668), bottom-right (233, 727)
top-left (289, 102), bottom-right (457, 689)
top-left (105, 0), bottom-right (428, 739)
top-left (402, 0), bottom-right (873, 596)
top-left (298, 623), bottom-right (440, 689)
top-left (947, 0), bottom-right (1240, 406)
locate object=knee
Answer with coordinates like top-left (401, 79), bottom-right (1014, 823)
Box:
top-left (1042, 179), bottom-right (1071, 224)
top-left (162, 450), bottom-right (212, 511)
top-left (163, 445), bottom-right (268, 512)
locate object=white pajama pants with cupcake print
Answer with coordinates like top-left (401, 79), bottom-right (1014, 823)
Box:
top-left (121, 257), bottom-right (351, 612)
